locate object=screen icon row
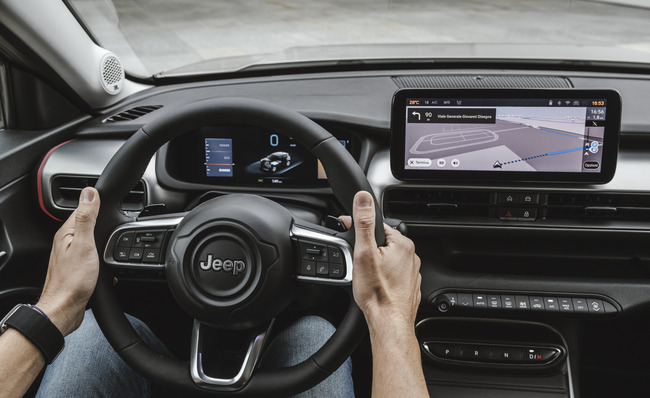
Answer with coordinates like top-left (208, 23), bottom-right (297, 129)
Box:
top-left (407, 158), bottom-right (460, 168)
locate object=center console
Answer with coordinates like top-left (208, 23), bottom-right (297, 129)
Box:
top-left (416, 318), bottom-right (574, 397)
top-left (388, 88), bottom-right (624, 398)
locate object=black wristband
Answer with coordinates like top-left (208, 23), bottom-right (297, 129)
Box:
top-left (1, 304), bottom-right (65, 364)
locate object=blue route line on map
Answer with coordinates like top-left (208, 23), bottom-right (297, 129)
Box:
top-left (547, 147), bottom-right (587, 156)
top-left (502, 145), bottom-right (588, 166)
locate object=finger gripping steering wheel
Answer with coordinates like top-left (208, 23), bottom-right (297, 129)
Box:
top-left (91, 98), bottom-right (385, 396)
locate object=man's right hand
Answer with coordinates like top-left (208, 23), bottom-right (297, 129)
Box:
top-left (341, 191), bottom-right (428, 398)
top-left (341, 190), bottom-right (422, 330)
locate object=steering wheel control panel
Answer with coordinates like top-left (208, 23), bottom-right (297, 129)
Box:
top-left (112, 229), bottom-right (172, 265)
top-left (294, 239), bottom-right (347, 280)
top-left (432, 291), bottom-right (619, 316)
top-left (103, 217), bottom-right (185, 275)
top-left (290, 224), bottom-right (353, 285)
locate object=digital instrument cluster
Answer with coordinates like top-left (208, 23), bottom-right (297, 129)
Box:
top-left (162, 125), bottom-right (354, 187)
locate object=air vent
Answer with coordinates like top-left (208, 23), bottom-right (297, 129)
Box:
top-left (547, 193), bottom-right (650, 221)
top-left (102, 105), bottom-right (162, 123)
top-left (51, 176), bottom-right (145, 212)
top-left (385, 189), bottom-right (650, 225)
top-left (384, 188), bottom-right (490, 222)
top-left (392, 75), bottom-right (572, 89)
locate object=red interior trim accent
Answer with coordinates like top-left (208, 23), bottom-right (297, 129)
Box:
top-left (37, 140), bottom-right (75, 222)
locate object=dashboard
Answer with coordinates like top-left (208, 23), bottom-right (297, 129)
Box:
top-left (34, 69), bottom-right (650, 397)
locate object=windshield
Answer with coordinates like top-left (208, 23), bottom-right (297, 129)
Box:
top-left (66, 0), bottom-right (650, 78)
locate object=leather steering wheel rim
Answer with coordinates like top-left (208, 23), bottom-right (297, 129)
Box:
top-left (90, 98), bottom-right (385, 396)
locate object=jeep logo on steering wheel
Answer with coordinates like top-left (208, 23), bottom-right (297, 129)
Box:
top-left (199, 254), bottom-right (246, 276)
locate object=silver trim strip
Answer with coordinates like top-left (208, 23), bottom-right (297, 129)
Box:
top-left (290, 224), bottom-right (353, 286)
top-left (190, 319), bottom-right (273, 390)
top-left (566, 351), bottom-right (575, 398)
top-left (422, 340), bottom-right (563, 367)
top-left (102, 216), bottom-right (184, 270)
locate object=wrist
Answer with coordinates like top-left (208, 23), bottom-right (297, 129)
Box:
top-left (35, 295), bottom-right (82, 337)
top-left (364, 308), bottom-right (416, 338)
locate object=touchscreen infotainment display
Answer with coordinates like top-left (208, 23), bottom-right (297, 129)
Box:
top-left (391, 89), bottom-right (621, 183)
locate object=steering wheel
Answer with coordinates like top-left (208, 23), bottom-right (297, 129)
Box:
top-left (91, 98), bottom-right (385, 396)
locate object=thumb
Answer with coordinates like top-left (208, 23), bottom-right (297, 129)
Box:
top-left (73, 187), bottom-right (100, 238)
top-left (353, 191), bottom-right (377, 249)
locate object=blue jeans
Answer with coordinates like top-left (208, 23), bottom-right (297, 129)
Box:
top-left (36, 310), bottom-right (354, 398)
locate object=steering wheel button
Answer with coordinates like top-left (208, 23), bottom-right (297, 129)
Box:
top-left (142, 249), bottom-right (160, 263)
top-left (117, 232), bottom-right (135, 247)
top-left (299, 241), bottom-right (328, 261)
top-left (300, 260), bottom-right (316, 276)
top-left (316, 262), bottom-right (329, 276)
top-left (114, 248), bottom-right (129, 261)
top-left (329, 263), bottom-right (345, 279)
top-left (327, 246), bottom-right (344, 264)
top-left (128, 248), bottom-right (143, 262)
top-left (134, 231), bottom-right (166, 248)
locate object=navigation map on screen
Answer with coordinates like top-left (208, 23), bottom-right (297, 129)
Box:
top-left (404, 98), bottom-right (606, 173)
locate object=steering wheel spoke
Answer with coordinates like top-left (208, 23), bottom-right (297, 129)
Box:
top-left (102, 213), bottom-right (185, 272)
top-left (190, 319), bottom-right (274, 391)
top-left (291, 221), bottom-right (353, 286)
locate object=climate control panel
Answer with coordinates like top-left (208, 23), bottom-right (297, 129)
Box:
top-left (431, 291), bottom-right (619, 316)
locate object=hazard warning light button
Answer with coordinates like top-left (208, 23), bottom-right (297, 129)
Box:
top-left (496, 207), bottom-right (538, 221)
